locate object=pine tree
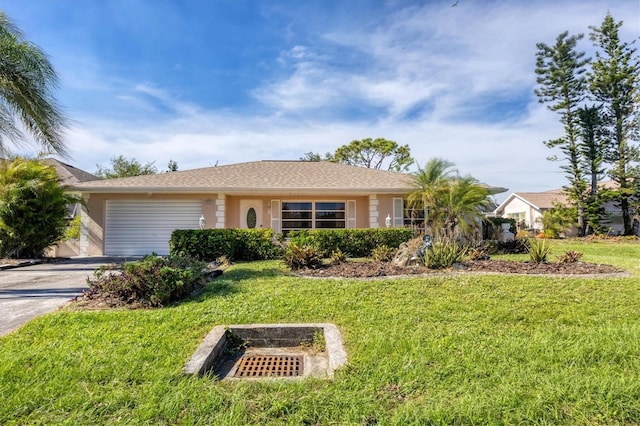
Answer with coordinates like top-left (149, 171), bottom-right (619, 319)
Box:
top-left (577, 105), bottom-right (607, 233)
top-left (535, 31), bottom-right (590, 235)
top-left (589, 13), bottom-right (640, 235)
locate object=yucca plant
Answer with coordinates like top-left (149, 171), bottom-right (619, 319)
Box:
top-left (526, 238), bottom-right (552, 263)
top-left (423, 240), bottom-right (468, 269)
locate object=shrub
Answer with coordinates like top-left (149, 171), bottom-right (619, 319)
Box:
top-left (170, 228), bottom-right (282, 261)
top-left (371, 245), bottom-right (395, 262)
top-left (526, 238), bottom-right (552, 263)
top-left (539, 203), bottom-right (577, 238)
top-left (85, 255), bottom-right (208, 307)
top-left (329, 248), bottom-right (347, 265)
top-left (496, 236), bottom-right (529, 254)
top-left (63, 215), bottom-right (81, 240)
top-left (236, 228), bottom-right (283, 260)
top-left (287, 228), bottom-right (414, 257)
top-left (483, 217), bottom-right (516, 240)
top-left (557, 250), bottom-right (583, 264)
top-left (423, 240), bottom-right (468, 269)
top-left (467, 242), bottom-right (491, 261)
top-left (0, 158), bottom-right (81, 258)
top-left (283, 244), bottom-right (323, 270)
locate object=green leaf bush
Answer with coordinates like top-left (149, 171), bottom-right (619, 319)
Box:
top-left (557, 250), bottom-right (584, 263)
top-left (371, 245), bottom-right (395, 262)
top-left (85, 255), bottom-right (208, 307)
top-left (283, 244), bottom-right (323, 270)
top-left (0, 158), bottom-right (81, 258)
top-left (170, 228), bottom-right (282, 261)
top-left (287, 228), bottom-right (414, 257)
top-left (329, 248), bottom-right (347, 265)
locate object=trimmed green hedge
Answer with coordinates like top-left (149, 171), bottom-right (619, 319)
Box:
top-left (170, 228), bottom-right (282, 261)
top-left (287, 228), bottom-right (415, 257)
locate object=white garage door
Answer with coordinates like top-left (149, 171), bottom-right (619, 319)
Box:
top-left (105, 200), bottom-right (202, 256)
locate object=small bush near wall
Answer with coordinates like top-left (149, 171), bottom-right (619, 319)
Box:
top-left (287, 228), bottom-right (415, 257)
top-left (483, 217), bottom-right (516, 240)
top-left (170, 228), bottom-right (282, 262)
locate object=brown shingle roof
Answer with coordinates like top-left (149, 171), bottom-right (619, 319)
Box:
top-left (71, 160), bottom-right (416, 194)
top-left (514, 190), bottom-right (568, 209)
top-left (43, 158), bottom-right (101, 185)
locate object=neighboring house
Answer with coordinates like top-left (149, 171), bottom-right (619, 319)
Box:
top-left (43, 158), bottom-right (101, 187)
top-left (494, 189), bottom-right (568, 232)
top-left (494, 183), bottom-right (625, 235)
top-left (72, 160), bottom-right (506, 256)
top-left (43, 158), bottom-right (101, 257)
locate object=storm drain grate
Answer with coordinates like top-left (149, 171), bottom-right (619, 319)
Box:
top-left (234, 355), bottom-right (303, 377)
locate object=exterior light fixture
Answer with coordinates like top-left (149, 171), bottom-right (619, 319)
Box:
top-left (199, 215), bottom-right (206, 230)
top-left (385, 214), bottom-right (392, 228)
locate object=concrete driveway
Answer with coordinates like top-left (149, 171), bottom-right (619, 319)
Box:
top-left (0, 257), bottom-right (128, 337)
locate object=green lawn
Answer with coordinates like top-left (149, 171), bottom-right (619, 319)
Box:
top-left (1, 240), bottom-right (640, 425)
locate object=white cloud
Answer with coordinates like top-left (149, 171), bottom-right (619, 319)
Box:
top-left (51, 0), bottom-right (639, 203)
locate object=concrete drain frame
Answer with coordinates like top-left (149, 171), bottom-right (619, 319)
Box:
top-left (182, 323), bottom-right (347, 380)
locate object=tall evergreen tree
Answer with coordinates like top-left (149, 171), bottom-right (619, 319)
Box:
top-left (589, 13), bottom-right (640, 235)
top-left (535, 31), bottom-right (590, 235)
top-left (577, 105), bottom-right (607, 233)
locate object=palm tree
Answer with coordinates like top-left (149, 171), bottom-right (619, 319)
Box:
top-left (0, 12), bottom-right (67, 157)
top-left (435, 176), bottom-right (492, 240)
top-left (406, 158), bottom-right (457, 232)
top-left (408, 158), bottom-right (493, 240)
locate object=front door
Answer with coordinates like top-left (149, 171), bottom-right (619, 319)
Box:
top-left (239, 200), bottom-right (263, 228)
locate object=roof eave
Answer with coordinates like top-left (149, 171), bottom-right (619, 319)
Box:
top-left (72, 186), bottom-right (415, 195)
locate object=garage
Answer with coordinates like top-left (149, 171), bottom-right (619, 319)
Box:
top-left (105, 200), bottom-right (202, 256)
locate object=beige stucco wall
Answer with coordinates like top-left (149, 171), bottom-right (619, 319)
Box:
top-left (376, 195), bottom-right (399, 227)
top-left (81, 192), bottom-right (405, 255)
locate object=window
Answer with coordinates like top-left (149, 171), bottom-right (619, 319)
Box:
top-left (282, 202), bottom-right (312, 232)
top-left (281, 201), bottom-right (346, 234)
top-left (404, 205), bottom-right (425, 228)
top-left (507, 212), bottom-right (527, 228)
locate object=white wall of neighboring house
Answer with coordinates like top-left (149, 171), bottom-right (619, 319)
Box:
top-left (499, 196), bottom-right (630, 235)
top-left (500, 197), bottom-right (540, 230)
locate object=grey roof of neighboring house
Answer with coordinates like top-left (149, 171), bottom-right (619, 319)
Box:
top-left (71, 160), bottom-right (417, 195)
top-left (497, 180), bottom-right (620, 213)
top-left (513, 190), bottom-right (568, 210)
top-left (43, 158), bottom-right (101, 185)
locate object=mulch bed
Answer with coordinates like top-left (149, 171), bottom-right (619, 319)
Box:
top-left (295, 259), bottom-right (625, 278)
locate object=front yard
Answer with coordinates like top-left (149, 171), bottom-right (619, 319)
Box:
top-left (1, 240), bottom-right (640, 424)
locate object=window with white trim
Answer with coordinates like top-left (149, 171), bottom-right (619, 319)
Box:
top-left (281, 201), bottom-right (346, 234)
top-left (395, 198), bottom-right (425, 228)
top-left (507, 212), bottom-right (527, 227)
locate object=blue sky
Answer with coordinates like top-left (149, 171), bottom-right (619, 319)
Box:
top-left (2, 0), bottom-right (638, 200)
